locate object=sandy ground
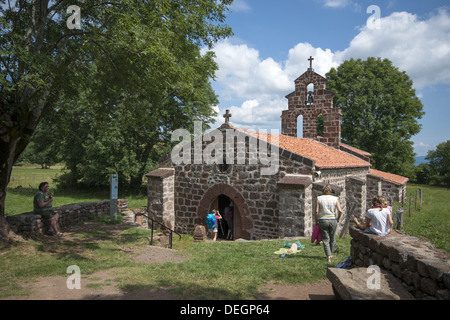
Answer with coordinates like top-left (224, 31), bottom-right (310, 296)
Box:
top-left (4, 270), bottom-right (335, 300)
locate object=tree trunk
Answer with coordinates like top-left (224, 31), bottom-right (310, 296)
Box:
top-left (0, 100), bottom-right (48, 246)
top-left (130, 174), bottom-right (145, 194)
top-left (0, 135), bottom-right (21, 247)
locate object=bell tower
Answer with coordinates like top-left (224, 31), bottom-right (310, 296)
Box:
top-left (281, 56), bottom-right (342, 149)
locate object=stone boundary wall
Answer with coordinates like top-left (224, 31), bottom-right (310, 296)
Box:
top-left (349, 226), bottom-right (450, 300)
top-left (6, 201), bottom-right (111, 238)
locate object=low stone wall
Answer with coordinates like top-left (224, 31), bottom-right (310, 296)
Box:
top-left (349, 226), bottom-right (450, 300)
top-left (6, 201), bottom-right (111, 238)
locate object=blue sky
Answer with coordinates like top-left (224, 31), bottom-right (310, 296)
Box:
top-left (208, 0), bottom-right (450, 156)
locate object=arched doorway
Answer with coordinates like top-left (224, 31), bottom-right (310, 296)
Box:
top-left (208, 195), bottom-right (233, 240)
top-left (197, 183), bottom-right (252, 240)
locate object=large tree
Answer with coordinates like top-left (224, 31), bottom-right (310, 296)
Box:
top-left (326, 57), bottom-right (424, 177)
top-left (0, 0), bottom-right (233, 246)
top-left (426, 140), bottom-right (450, 187)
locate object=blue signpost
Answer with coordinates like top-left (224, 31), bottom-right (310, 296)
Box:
top-left (110, 174), bottom-right (118, 219)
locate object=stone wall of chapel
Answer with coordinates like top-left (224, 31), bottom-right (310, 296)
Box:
top-left (172, 129), bottom-right (315, 240)
top-left (313, 167), bottom-right (369, 207)
top-left (312, 167), bottom-right (369, 233)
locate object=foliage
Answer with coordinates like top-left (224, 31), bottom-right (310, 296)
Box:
top-left (0, 0), bottom-right (234, 240)
top-left (326, 57), bottom-right (424, 177)
top-left (16, 121), bottom-right (62, 169)
top-left (425, 140), bottom-right (450, 187)
top-left (414, 163), bottom-right (433, 185)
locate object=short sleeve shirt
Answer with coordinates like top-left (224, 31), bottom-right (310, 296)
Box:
top-left (317, 195), bottom-right (338, 220)
top-left (366, 208), bottom-right (391, 236)
top-left (33, 191), bottom-right (53, 214)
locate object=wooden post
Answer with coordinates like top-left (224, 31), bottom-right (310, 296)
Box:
top-left (409, 193), bottom-right (412, 217)
top-left (339, 202), bottom-right (356, 239)
top-left (394, 207), bottom-right (404, 230)
top-left (420, 188), bottom-right (423, 207)
top-left (415, 190), bottom-right (418, 210)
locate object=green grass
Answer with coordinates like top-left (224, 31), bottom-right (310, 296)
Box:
top-left (393, 183), bottom-right (450, 252)
top-left (2, 165), bottom-right (448, 299)
top-left (8, 164), bottom-right (65, 189)
top-left (5, 164), bottom-right (147, 216)
top-left (0, 223), bottom-right (351, 299)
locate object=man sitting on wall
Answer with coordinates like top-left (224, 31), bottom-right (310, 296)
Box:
top-left (34, 182), bottom-right (63, 237)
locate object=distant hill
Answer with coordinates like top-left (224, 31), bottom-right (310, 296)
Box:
top-left (415, 156), bottom-right (429, 166)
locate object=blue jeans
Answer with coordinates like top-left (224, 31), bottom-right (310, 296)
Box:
top-left (318, 219), bottom-right (337, 257)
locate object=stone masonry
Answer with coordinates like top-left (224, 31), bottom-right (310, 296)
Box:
top-left (6, 200), bottom-right (112, 238)
top-left (146, 59), bottom-right (409, 241)
top-left (350, 226), bottom-right (450, 300)
top-left (281, 70), bottom-right (341, 148)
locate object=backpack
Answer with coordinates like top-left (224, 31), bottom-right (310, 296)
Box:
top-left (205, 213), bottom-right (216, 229)
top-left (335, 256), bottom-right (353, 269)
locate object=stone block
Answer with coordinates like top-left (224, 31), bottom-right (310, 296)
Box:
top-left (327, 267), bottom-right (415, 300)
top-left (193, 225), bottom-right (206, 242)
top-left (417, 259), bottom-right (431, 277)
top-left (421, 277), bottom-right (437, 296)
top-left (444, 273), bottom-right (450, 290)
top-left (423, 259), bottom-right (450, 282)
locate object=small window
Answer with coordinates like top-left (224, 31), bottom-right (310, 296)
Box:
top-left (306, 83), bottom-right (314, 105)
top-left (297, 115), bottom-right (303, 138)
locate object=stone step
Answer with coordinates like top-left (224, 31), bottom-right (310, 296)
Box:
top-left (327, 267), bottom-right (415, 300)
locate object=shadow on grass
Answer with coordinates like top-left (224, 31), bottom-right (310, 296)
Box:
top-left (31, 221), bottom-right (152, 267)
top-left (118, 280), bottom-right (256, 300)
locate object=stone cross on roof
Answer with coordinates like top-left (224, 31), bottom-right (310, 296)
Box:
top-left (223, 109), bottom-right (232, 124)
top-left (308, 56), bottom-right (314, 70)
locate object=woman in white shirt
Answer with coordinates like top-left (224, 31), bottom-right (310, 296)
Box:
top-left (352, 196), bottom-right (394, 236)
top-left (315, 184), bottom-right (343, 263)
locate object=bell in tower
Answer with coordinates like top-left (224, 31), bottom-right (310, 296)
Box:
top-left (306, 90), bottom-right (314, 105)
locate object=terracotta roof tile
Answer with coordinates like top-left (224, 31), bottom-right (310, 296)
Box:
top-left (340, 143), bottom-right (372, 157)
top-left (369, 169), bottom-right (409, 186)
top-left (238, 129), bottom-right (371, 169)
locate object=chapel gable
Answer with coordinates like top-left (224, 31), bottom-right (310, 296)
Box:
top-left (281, 56), bottom-right (341, 148)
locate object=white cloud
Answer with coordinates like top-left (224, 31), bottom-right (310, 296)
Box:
top-left (322, 0), bottom-right (352, 8)
top-left (230, 0), bottom-right (251, 13)
top-left (211, 41), bottom-right (338, 129)
top-left (414, 142), bottom-right (431, 149)
top-left (214, 40), bottom-right (291, 100)
top-left (285, 43), bottom-right (339, 80)
top-left (211, 9), bottom-right (450, 131)
top-left (335, 9), bottom-right (450, 89)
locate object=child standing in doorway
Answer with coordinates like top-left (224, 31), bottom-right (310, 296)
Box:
top-left (213, 209), bottom-right (222, 241)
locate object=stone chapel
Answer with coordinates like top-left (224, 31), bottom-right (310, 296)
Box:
top-left (146, 58), bottom-right (409, 240)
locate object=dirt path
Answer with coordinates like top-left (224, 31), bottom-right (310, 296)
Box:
top-left (2, 210), bottom-right (336, 300)
top-left (6, 270), bottom-right (335, 300)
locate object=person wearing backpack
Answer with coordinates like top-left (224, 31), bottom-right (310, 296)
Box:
top-left (206, 209), bottom-right (222, 241)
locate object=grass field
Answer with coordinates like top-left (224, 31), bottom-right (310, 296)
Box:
top-left (5, 164), bottom-right (147, 216)
top-left (5, 165), bottom-right (449, 250)
top-left (0, 223), bottom-right (351, 299)
top-left (395, 183), bottom-right (450, 252)
top-left (1, 165), bottom-right (449, 299)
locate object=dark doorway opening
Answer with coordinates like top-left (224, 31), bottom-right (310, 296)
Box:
top-left (211, 195), bottom-right (234, 240)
